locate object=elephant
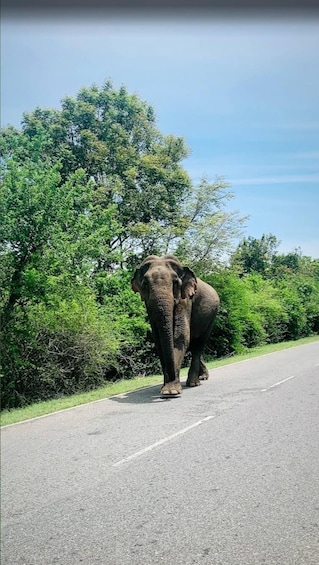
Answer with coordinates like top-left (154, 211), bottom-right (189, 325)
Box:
top-left (131, 255), bottom-right (220, 397)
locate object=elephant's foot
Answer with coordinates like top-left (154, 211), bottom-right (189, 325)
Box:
top-left (160, 381), bottom-right (182, 397)
top-left (186, 377), bottom-right (201, 387)
top-left (199, 370), bottom-right (209, 381)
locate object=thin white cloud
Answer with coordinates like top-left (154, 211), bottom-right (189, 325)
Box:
top-left (230, 174), bottom-right (319, 186)
top-left (290, 150), bottom-right (319, 159)
top-left (249, 120), bottom-right (319, 132)
top-left (270, 123), bottom-right (319, 131)
top-left (183, 155), bottom-right (319, 186)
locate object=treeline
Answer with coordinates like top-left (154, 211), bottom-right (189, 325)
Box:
top-left (206, 238), bottom-right (319, 358)
top-left (1, 81), bottom-right (318, 409)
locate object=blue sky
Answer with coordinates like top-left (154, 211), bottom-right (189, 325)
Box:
top-left (2, 16), bottom-right (319, 258)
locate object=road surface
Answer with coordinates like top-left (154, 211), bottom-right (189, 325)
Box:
top-left (2, 341), bottom-right (319, 564)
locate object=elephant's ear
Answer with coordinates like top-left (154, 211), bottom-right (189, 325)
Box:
top-left (131, 270), bottom-right (141, 294)
top-left (181, 267), bottom-right (197, 299)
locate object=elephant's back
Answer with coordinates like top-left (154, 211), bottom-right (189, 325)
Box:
top-left (196, 278), bottom-right (220, 309)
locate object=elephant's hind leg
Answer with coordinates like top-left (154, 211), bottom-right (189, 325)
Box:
top-left (186, 351), bottom-right (201, 387)
top-left (199, 356), bottom-right (209, 380)
top-left (186, 349), bottom-right (209, 387)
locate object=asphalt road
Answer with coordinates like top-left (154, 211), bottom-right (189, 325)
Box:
top-left (2, 342), bottom-right (319, 565)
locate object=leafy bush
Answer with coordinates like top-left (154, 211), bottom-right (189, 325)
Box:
top-left (1, 288), bottom-right (119, 409)
top-left (204, 272), bottom-right (266, 358)
top-left (102, 271), bottom-right (161, 379)
top-left (275, 276), bottom-right (319, 340)
top-left (244, 274), bottom-right (288, 344)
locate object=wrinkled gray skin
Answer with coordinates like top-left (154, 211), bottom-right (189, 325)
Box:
top-left (131, 255), bottom-right (220, 396)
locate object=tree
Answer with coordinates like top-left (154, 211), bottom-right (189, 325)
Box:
top-left (170, 176), bottom-right (248, 274)
top-left (0, 81), bottom-right (192, 270)
top-left (271, 248), bottom-right (319, 280)
top-left (1, 81), bottom-right (248, 274)
top-left (0, 153), bottom-right (105, 323)
top-left (0, 154), bottom-right (123, 408)
top-left (230, 233), bottom-right (280, 277)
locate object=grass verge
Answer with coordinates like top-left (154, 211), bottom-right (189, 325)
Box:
top-left (1, 335), bottom-right (318, 427)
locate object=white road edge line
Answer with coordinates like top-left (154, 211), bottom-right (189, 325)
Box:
top-left (261, 375), bottom-right (296, 392)
top-left (112, 415), bottom-right (215, 467)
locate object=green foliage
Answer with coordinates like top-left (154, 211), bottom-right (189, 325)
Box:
top-left (204, 272), bottom-right (266, 357)
top-left (101, 270), bottom-right (161, 379)
top-left (230, 233), bottom-right (280, 276)
top-left (172, 177), bottom-right (248, 274)
top-left (0, 80), bottom-right (193, 268)
top-left (1, 287), bottom-right (120, 409)
top-left (242, 274), bottom-right (288, 344)
top-left (275, 275), bottom-right (319, 340)
top-left (1, 81), bottom-right (248, 273)
top-left (0, 156), bottom-right (105, 318)
top-left (204, 266), bottom-right (319, 360)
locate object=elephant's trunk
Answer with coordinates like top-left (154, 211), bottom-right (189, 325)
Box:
top-left (146, 296), bottom-right (176, 383)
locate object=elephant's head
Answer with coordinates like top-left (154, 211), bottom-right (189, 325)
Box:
top-left (131, 255), bottom-right (198, 306)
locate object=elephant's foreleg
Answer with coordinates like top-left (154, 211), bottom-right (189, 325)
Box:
top-left (160, 380), bottom-right (183, 396)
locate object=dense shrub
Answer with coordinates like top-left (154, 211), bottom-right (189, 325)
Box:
top-left (102, 270), bottom-right (161, 379)
top-left (203, 270), bottom-right (319, 360)
top-left (244, 274), bottom-right (288, 344)
top-left (275, 276), bottom-right (319, 340)
top-left (204, 272), bottom-right (266, 358)
top-left (0, 270), bottom-right (162, 410)
top-left (1, 288), bottom-right (119, 409)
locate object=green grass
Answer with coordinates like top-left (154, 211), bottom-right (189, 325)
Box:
top-left (1, 335), bottom-right (318, 427)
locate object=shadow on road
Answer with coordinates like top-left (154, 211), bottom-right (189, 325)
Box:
top-left (108, 382), bottom-right (191, 405)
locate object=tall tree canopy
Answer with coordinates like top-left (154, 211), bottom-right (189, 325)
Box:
top-left (1, 81), bottom-right (192, 268)
top-left (0, 80), bottom-right (246, 275)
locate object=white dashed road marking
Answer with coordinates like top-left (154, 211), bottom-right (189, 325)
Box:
top-left (261, 375), bottom-right (296, 392)
top-left (112, 415), bottom-right (215, 467)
